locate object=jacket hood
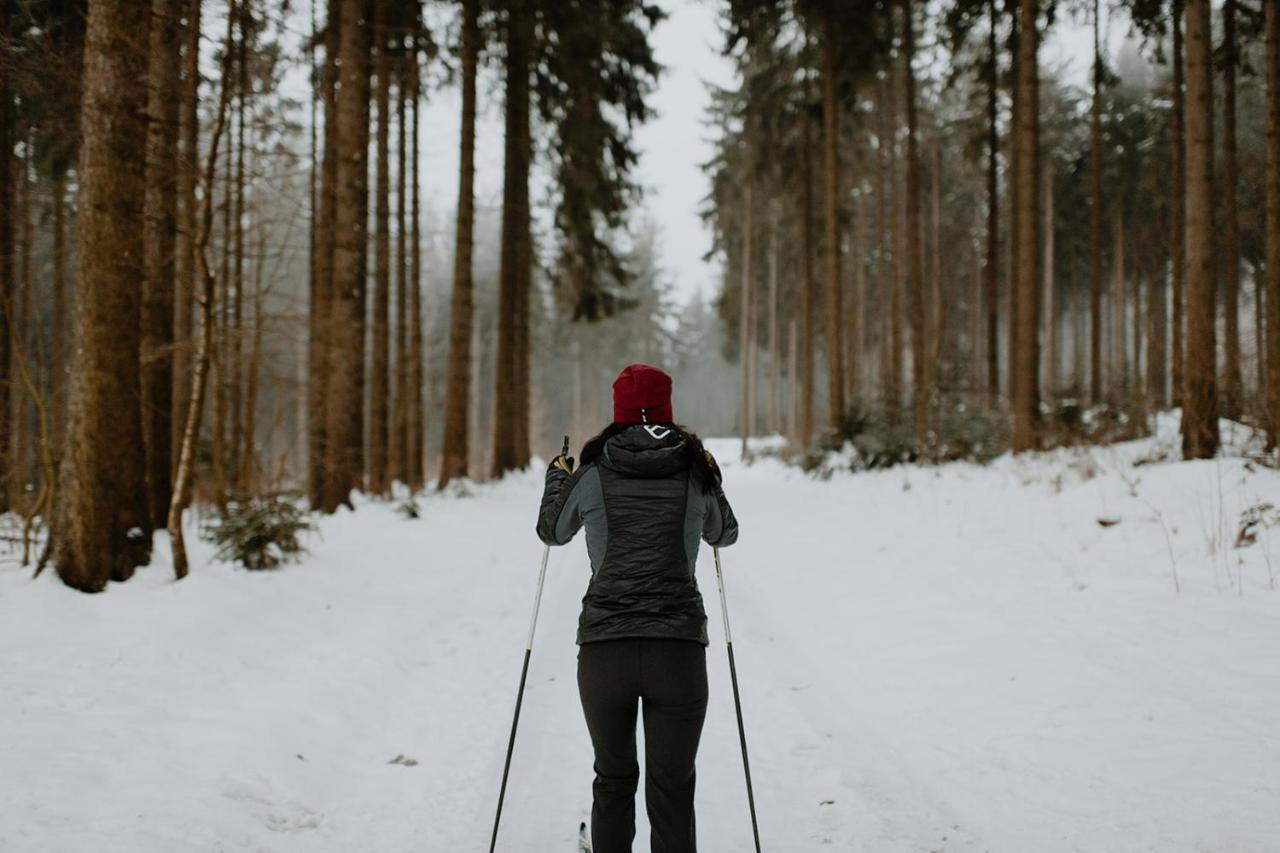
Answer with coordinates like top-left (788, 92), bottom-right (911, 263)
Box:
top-left (600, 424), bottom-right (688, 478)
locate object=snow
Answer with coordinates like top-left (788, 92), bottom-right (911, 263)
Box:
top-left (3, 418), bottom-right (1280, 852)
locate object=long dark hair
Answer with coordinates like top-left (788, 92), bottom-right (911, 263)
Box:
top-left (580, 422), bottom-right (720, 492)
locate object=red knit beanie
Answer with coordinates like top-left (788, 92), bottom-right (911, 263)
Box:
top-left (612, 364), bottom-right (673, 424)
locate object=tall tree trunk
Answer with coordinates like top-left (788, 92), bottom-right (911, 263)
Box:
top-left (1112, 213), bottom-right (1125, 393)
top-left (984, 0), bottom-right (1000, 401)
top-left (1042, 158), bottom-right (1055, 397)
top-left (821, 11), bottom-right (844, 430)
top-left (1263, 0), bottom-right (1279, 447)
top-left (409, 42), bottom-right (425, 488)
top-left (854, 190), bottom-right (868, 400)
top-left (902, 0), bottom-right (929, 452)
top-left (169, 0), bottom-right (238, 579)
top-left (1089, 0), bottom-right (1104, 403)
top-left (230, 3), bottom-right (248, 488)
top-left (391, 32), bottom-right (409, 486)
top-left (320, 0), bottom-right (371, 508)
top-left (52, 173), bottom-right (68, 448)
top-left (768, 214), bottom-right (780, 434)
top-left (798, 56), bottom-right (815, 444)
top-left (53, 0), bottom-right (153, 591)
top-left (1148, 266), bottom-right (1167, 409)
top-left (876, 81), bottom-right (893, 405)
top-left (173, 0), bottom-right (201, 482)
top-left (1221, 0), bottom-right (1242, 419)
top-left (143, 0), bottom-right (181, 528)
top-left (739, 181), bottom-right (753, 458)
top-left (887, 75), bottom-right (904, 411)
top-left (437, 0), bottom-right (479, 489)
top-left (309, 0), bottom-right (340, 506)
top-left (369, 0), bottom-right (391, 494)
top-left (0, 0), bottom-right (13, 511)
top-left (1180, 0), bottom-right (1218, 458)
top-left (493, 0), bottom-right (531, 477)
top-left (1011, 0), bottom-right (1040, 451)
top-left (1171, 0), bottom-right (1186, 406)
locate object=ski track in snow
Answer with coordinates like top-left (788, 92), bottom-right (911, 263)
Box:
top-left (2, 421), bottom-right (1280, 852)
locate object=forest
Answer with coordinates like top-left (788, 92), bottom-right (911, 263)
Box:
top-left (0, 0), bottom-right (1277, 593)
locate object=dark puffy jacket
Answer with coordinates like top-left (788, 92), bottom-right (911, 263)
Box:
top-left (536, 424), bottom-right (739, 645)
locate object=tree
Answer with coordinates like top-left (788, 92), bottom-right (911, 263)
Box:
top-left (1265, 0), bottom-right (1279, 447)
top-left (820, 8), bottom-right (845, 430)
top-left (492, 0), bottom-right (532, 477)
top-left (369, 0), bottom-right (391, 494)
top-left (52, 0), bottom-right (152, 591)
top-left (0, 0), bottom-right (12, 511)
top-left (1170, 0), bottom-right (1185, 405)
top-left (1220, 0), bottom-right (1242, 418)
top-left (1010, 0), bottom-right (1040, 451)
top-left (438, 0), bottom-right (479, 489)
top-left (1089, 0), bottom-right (1105, 402)
top-left (142, 0), bottom-right (181, 527)
top-left (902, 0), bottom-right (930, 450)
top-left (1180, 0), bottom-right (1218, 458)
top-left (320, 0), bottom-right (371, 508)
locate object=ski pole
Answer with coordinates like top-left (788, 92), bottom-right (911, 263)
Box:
top-left (714, 546), bottom-right (762, 853)
top-left (488, 435), bottom-right (570, 853)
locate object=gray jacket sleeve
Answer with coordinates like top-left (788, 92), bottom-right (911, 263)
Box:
top-left (536, 463), bottom-right (589, 545)
top-left (701, 482), bottom-right (739, 547)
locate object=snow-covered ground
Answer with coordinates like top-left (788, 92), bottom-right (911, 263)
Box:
top-left (3, 417), bottom-right (1279, 852)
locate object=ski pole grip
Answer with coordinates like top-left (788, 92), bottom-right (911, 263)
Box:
top-left (561, 435), bottom-right (570, 457)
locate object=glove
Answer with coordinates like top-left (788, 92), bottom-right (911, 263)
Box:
top-left (551, 454), bottom-right (575, 476)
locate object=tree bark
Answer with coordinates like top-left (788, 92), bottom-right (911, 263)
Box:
top-left (1180, 0), bottom-right (1218, 458)
top-left (309, 0), bottom-right (340, 506)
top-left (0, 0), bottom-right (14, 511)
top-left (798, 54), bottom-right (815, 444)
top-left (902, 0), bottom-right (929, 452)
top-left (173, 0), bottom-right (201, 481)
top-left (493, 0), bottom-right (531, 477)
top-left (391, 28), bottom-right (409, 486)
top-left (1042, 158), bottom-right (1055, 397)
top-left (230, 3), bottom-right (248, 488)
top-left (53, 0), bottom-right (153, 591)
top-left (369, 0), bottom-right (391, 494)
top-left (143, 0), bottom-right (181, 528)
top-left (1221, 0), bottom-right (1242, 419)
top-left (1170, 0), bottom-right (1186, 406)
top-left (437, 0), bottom-right (479, 489)
top-left (52, 174), bottom-right (68, 448)
top-left (320, 0), bottom-right (371, 508)
top-left (1089, 0), bottom-right (1104, 403)
top-left (768, 212), bottom-right (780, 434)
top-left (1148, 266), bottom-right (1167, 409)
top-left (984, 0), bottom-right (999, 401)
top-left (821, 11), bottom-right (844, 431)
top-left (1264, 0), bottom-right (1279, 447)
top-left (409, 42), bottom-right (425, 488)
top-left (1011, 0), bottom-right (1040, 451)
top-left (169, 0), bottom-right (237, 579)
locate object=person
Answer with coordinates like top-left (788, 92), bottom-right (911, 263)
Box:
top-left (536, 363), bottom-right (739, 853)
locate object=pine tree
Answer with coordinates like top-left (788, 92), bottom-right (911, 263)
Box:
top-left (1180, 0), bottom-right (1218, 458)
top-left (438, 0), bottom-right (479, 489)
top-left (53, 0), bottom-right (153, 590)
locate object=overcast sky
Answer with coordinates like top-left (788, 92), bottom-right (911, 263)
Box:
top-left (408, 1), bottom-right (1139, 302)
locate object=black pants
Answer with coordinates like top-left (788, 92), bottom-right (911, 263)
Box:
top-left (577, 638), bottom-right (708, 853)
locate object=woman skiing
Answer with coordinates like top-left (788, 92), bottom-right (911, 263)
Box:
top-left (537, 363), bottom-right (739, 853)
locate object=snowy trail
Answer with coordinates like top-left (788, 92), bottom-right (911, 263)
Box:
top-left (3, 426), bottom-right (1280, 852)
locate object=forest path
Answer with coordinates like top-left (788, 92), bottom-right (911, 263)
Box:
top-left (2, 429), bottom-right (1279, 852)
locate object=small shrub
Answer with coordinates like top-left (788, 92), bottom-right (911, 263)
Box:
top-left (202, 492), bottom-right (315, 570)
top-left (396, 498), bottom-right (421, 519)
